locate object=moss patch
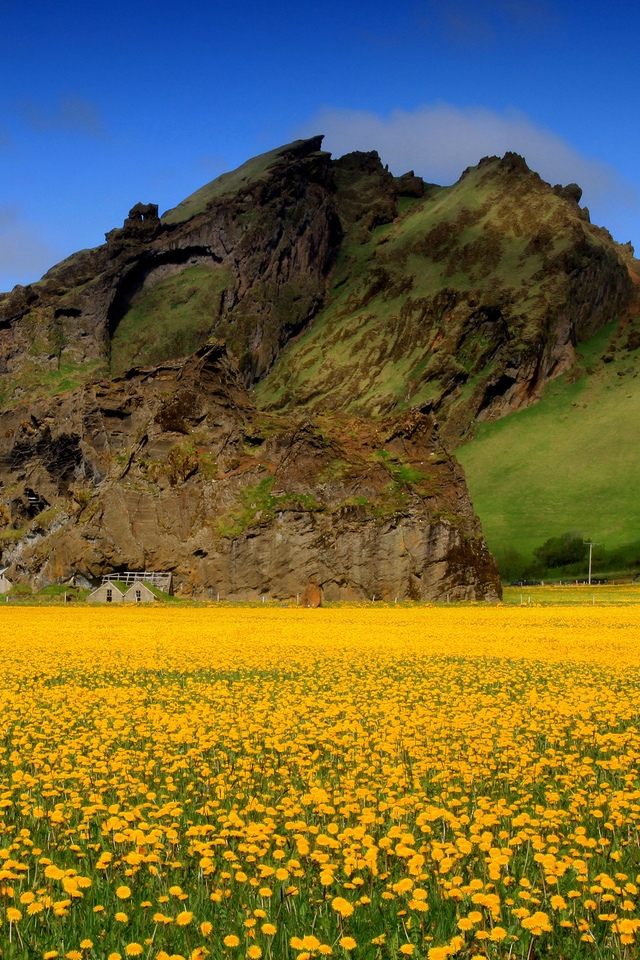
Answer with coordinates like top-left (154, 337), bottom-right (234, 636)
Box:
top-left (254, 156), bottom-right (627, 426)
top-left (110, 266), bottom-right (233, 376)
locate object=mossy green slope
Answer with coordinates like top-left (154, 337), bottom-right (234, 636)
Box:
top-left (456, 317), bottom-right (640, 565)
top-left (110, 265), bottom-right (232, 375)
top-left (255, 154), bottom-right (630, 440)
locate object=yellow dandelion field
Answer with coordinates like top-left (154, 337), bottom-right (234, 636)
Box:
top-left (1, 605), bottom-right (640, 960)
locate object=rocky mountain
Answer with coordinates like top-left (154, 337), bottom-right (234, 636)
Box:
top-left (0, 134), bottom-right (635, 598)
top-left (255, 152), bottom-right (636, 446)
top-left (0, 137), bottom-right (338, 396)
top-left (0, 342), bottom-right (499, 601)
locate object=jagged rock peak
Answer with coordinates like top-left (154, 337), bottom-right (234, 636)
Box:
top-left (161, 136), bottom-right (329, 225)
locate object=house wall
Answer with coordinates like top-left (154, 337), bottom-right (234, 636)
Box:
top-left (88, 584), bottom-right (124, 603)
top-left (123, 582), bottom-right (156, 603)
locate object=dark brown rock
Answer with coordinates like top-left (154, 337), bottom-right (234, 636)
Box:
top-left (331, 150), bottom-right (398, 237)
top-left (299, 582), bottom-right (322, 607)
top-left (0, 342), bottom-right (501, 602)
top-left (553, 182), bottom-right (583, 204)
top-left (395, 171), bottom-right (425, 198)
top-left (0, 138), bottom-right (343, 393)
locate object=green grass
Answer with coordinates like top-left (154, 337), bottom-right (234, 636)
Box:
top-left (502, 583), bottom-right (640, 604)
top-left (456, 319), bottom-right (640, 565)
top-left (254, 155), bottom-right (601, 418)
top-left (110, 265), bottom-right (232, 375)
top-left (0, 358), bottom-right (107, 406)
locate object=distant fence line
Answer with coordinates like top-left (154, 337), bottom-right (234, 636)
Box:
top-left (101, 572), bottom-right (172, 591)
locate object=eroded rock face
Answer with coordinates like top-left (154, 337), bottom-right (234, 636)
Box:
top-left (0, 137), bottom-right (342, 391)
top-left (0, 140), bottom-right (634, 452)
top-left (2, 137), bottom-right (632, 598)
top-left (0, 343), bottom-right (501, 601)
top-left (255, 151), bottom-right (636, 446)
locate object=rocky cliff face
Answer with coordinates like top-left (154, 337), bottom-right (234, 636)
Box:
top-left (0, 137), bottom-right (340, 396)
top-left (255, 152), bottom-right (636, 446)
top-left (0, 343), bottom-right (500, 601)
top-left (1, 134), bottom-right (634, 597)
top-left (1, 138), bottom-right (632, 446)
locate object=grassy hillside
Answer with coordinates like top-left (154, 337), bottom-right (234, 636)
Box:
top-left (110, 265), bottom-right (232, 375)
top-left (255, 154), bottom-right (630, 433)
top-left (456, 317), bottom-right (640, 574)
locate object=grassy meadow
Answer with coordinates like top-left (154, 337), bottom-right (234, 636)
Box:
top-left (501, 583), bottom-right (640, 605)
top-left (457, 321), bottom-right (640, 576)
top-left (1, 604), bottom-right (640, 960)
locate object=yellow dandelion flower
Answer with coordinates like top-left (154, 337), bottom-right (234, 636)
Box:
top-left (393, 879), bottom-right (414, 894)
top-left (551, 895), bottom-right (568, 910)
top-left (200, 921), bottom-right (213, 935)
top-left (125, 945), bottom-right (143, 957)
top-left (247, 948), bottom-right (262, 960)
top-left (116, 885), bottom-right (132, 899)
top-left (224, 936), bottom-right (240, 948)
top-left (176, 911), bottom-right (193, 926)
top-left (7, 907), bottom-right (22, 922)
top-left (115, 911), bottom-right (129, 922)
top-left (331, 897), bottom-right (354, 918)
top-left (521, 912), bottom-right (553, 935)
top-left (261, 923), bottom-right (277, 935)
top-left (339, 938), bottom-right (357, 951)
top-left (80, 941), bottom-right (93, 949)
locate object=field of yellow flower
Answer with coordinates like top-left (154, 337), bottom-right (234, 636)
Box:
top-left (1, 605), bottom-right (640, 960)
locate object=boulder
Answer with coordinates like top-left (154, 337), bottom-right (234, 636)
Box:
top-left (299, 582), bottom-right (322, 608)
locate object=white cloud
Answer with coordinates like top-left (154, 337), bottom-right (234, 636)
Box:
top-left (415, 0), bottom-right (558, 45)
top-left (298, 103), bottom-right (633, 208)
top-left (19, 95), bottom-right (105, 139)
top-left (0, 206), bottom-right (61, 290)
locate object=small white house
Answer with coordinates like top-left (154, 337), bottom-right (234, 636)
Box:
top-left (123, 581), bottom-right (156, 604)
top-left (87, 583), bottom-right (124, 603)
top-left (0, 568), bottom-right (12, 595)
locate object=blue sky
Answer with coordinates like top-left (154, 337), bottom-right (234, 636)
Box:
top-left (0, 0), bottom-right (637, 290)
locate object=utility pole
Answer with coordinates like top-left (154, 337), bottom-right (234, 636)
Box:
top-left (585, 541), bottom-right (597, 585)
